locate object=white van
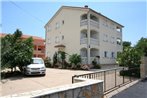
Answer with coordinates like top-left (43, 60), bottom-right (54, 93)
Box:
top-left (23, 58), bottom-right (46, 76)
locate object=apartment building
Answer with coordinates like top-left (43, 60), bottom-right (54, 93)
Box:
top-left (21, 35), bottom-right (45, 59)
top-left (0, 33), bottom-right (45, 59)
top-left (45, 6), bottom-right (123, 64)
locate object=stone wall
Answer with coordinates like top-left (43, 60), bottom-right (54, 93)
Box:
top-left (33, 78), bottom-right (103, 98)
top-left (140, 56), bottom-right (147, 79)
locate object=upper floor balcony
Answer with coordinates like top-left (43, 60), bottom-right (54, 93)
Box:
top-left (80, 14), bottom-right (99, 28)
top-left (80, 29), bottom-right (99, 46)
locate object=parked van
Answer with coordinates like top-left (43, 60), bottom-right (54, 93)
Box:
top-left (22, 58), bottom-right (46, 76)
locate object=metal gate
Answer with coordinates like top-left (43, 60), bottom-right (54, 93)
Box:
top-left (72, 67), bottom-right (139, 94)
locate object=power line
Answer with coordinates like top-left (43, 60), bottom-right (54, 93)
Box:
top-left (9, 0), bottom-right (45, 24)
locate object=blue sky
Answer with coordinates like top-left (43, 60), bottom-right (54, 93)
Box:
top-left (1, 0), bottom-right (147, 46)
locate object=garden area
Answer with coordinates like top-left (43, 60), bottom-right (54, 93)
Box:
top-left (44, 52), bottom-right (101, 70)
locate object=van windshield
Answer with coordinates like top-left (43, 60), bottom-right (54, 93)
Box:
top-left (32, 59), bottom-right (43, 64)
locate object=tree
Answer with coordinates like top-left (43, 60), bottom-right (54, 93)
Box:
top-left (117, 41), bottom-right (141, 68)
top-left (135, 37), bottom-right (147, 56)
top-left (1, 29), bottom-right (33, 72)
top-left (44, 57), bottom-right (52, 68)
top-left (58, 51), bottom-right (66, 68)
top-left (53, 52), bottom-right (58, 65)
top-left (123, 41), bottom-right (131, 49)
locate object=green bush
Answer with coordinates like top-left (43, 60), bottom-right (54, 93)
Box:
top-left (120, 68), bottom-right (140, 78)
top-left (92, 59), bottom-right (101, 69)
top-left (53, 52), bottom-right (58, 65)
top-left (69, 54), bottom-right (81, 65)
top-left (44, 57), bottom-right (52, 68)
top-left (93, 64), bottom-right (101, 69)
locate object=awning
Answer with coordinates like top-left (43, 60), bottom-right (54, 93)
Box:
top-left (54, 44), bottom-right (66, 48)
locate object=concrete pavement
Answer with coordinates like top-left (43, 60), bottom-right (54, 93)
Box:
top-left (0, 68), bottom-right (92, 96)
top-left (111, 79), bottom-right (147, 98)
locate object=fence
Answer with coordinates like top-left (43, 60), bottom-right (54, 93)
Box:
top-left (72, 67), bottom-right (139, 94)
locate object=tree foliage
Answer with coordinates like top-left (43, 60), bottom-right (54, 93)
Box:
top-left (123, 41), bottom-right (131, 49)
top-left (1, 29), bottom-right (33, 71)
top-left (117, 47), bottom-right (141, 68)
top-left (58, 51), bottom-right (66, 68)
top-left (53, 52), bottom-right (58, 65)
top-left (135, 37), bottom-right (147, 56)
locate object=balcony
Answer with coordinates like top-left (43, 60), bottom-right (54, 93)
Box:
top-left (90, 38), bottom-right (99, 46)
top-left (80, 38), bottom-right (99, 46)
top-left (90, 19), bottom-right (99, 28)
top-left (80, 19), bottom-right (99, 28)
top-left (80, 38), bottom-right (88, 45)
top-left (80, 19), bottom-right (88, 26)
top-left (34, 50), bottom-right (45, 55)
top-left (81, 57), bottom-right (88, 64)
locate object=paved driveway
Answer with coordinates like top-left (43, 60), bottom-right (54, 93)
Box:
top-left (0, 68), bottom-right (92, 96)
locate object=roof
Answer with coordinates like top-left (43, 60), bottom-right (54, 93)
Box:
top-left (21, 35), bottom-right (44, 41)
top-left (0, 33), bottom-right (44, 41)
top-left (45, 6), bottom-right (124, 28)
top-left (0, 33), bottom-right (8, 37)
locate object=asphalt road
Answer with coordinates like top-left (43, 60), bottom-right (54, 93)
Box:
top-left (111, 78), bottom-right (147, 98)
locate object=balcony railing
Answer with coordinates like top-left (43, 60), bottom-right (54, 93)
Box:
top-left (90, 38), bottom-right (99, 46)
top-left (90, 19), bottom-right (99, 28)
top-left (80, 19), bottom-right (88, 26)
top-left (80, 19), bottom-right (99, 28)
top-left (80, 38), bottom-right (99, 46)
top-left (81, 57), bottom-right (99, 64)
top-left (80, 38), bottom-right (88, 44)
top-left (81, 57), bottom-right (88, 64)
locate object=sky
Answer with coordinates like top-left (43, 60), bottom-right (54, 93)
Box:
top-left (1, 0), bottom-right (147, 46)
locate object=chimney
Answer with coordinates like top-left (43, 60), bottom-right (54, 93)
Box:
top-left (84, 5), bottom-right (88, 8)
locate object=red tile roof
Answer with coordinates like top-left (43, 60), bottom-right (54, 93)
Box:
top-left (0, 33), bottom-right (44, 41)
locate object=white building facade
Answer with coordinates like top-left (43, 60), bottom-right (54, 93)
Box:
top-left (45, 6), bottom-right (123, 65)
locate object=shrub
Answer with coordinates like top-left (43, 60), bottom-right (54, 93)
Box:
top-left (120, 67), bottom-right (140, 78)
top-left (69, 54), bottom-right (81, 65)
top-left (92, 59), bottom-right (101, 69)
top-left (44, 57), bottom-right (52, 68)
top-left (93, 64), bottom-right (101, 69)
top-left (53, 52), bottom-right (58, 65)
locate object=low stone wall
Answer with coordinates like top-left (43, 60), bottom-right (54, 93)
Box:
top-left (140, 56), bottom-right (147, 79)
top-left (3, 78), bottom-right (103, 98)
top-left (33, 78), bottom-right (103, 98)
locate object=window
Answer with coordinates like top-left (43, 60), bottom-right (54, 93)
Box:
top-left (62, 20), bottom-right (64, 25)
top-left (104, 51), bottom-right (107, 58)
top-left (111, 36), bottom-right (115, 44)
top-left (47, 26), bottom-right (51, 32)
top-left (117, 38), bottom-right (121, 45)
top-left (62, 35), bottom-right (64, 40)
top-left (103, 34), bottom-right (108, 42)
top-left (38, 48), bottom-right (42, 51)
top-left (111, 52), bottom-right (114, 58)
top-left (48, 38), bottom-right (51, 44)
top-left (55, 36), bottom-right (59, 43)
top-left (55, 22), bottom-right (60, 29)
